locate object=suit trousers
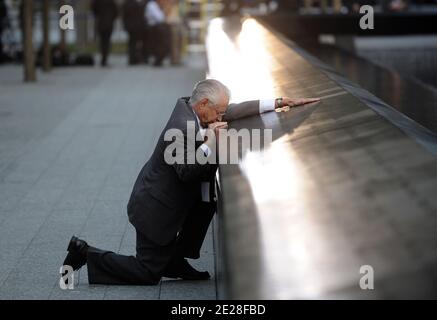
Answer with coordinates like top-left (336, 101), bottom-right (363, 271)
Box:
top-left (174, 201), bottom-right (216, 259)
top-left (127, 31), bottom-right (143, 65)
top-left (149, 23), bottom-right (171, 66)
top-left (98, 30), bottom-right (112, 66)
top-left (86, 200), bottom-right (216, 285)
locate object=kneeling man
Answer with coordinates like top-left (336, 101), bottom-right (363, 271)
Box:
top-left (62, 79), bottom-right (320, 285)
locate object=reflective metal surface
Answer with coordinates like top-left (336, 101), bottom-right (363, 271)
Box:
top-left (294, 41), bottom-right (437, 134)
top-left (207, 17), bottom-right (437, 299)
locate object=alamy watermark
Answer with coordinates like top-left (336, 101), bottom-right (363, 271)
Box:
top-left (57, 4), bottom-right (374, 32)
top-left (359, 265), bottom-right (375, 290)
top-left (59, 5), bottom-right (74, 30)
top-left (59, 265), bottom-right (74, 290)
top-left (359, 5), bottom-right (375, 30)
top-left (163, 121), bottom-right (272, 165)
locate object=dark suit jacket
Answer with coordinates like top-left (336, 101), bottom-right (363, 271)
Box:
top-left (122, 0), bottom-right (146, 34)
top-left (92, 0), bottom-right (118, 33)
top-left (127, 97), bottom-right (260, 245)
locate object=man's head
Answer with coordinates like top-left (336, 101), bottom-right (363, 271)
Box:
top-left (189, 79), bottom-right (231, 127)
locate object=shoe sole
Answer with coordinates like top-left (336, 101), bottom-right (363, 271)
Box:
top-left (163, 272), bottom-right (210, 281)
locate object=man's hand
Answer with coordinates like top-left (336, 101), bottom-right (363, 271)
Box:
top-left (208, 121), bottom-right (228, 136)
top-left (278, 97), bottom-right (321, 108)
top-left (204, 122), bottom-right (228, 151)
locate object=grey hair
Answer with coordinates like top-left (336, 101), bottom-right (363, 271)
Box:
top-left (189, 79), bottom-right (231, 106)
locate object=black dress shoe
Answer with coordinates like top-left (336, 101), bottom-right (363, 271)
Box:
top-left (163, 257), bottom-right (210, 280)
top-left (62, 236), bottom-right (89, 271)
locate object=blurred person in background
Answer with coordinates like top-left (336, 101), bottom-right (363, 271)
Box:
top-left (0, 0), bottom-right (7, 62)
top-left (343, 0), bottom-right (374, 12)
top-left (142, 0), bottom-right (150, 64)
top-left (275, 0), bottom-right (300, 12)
top-left (222, 0), bottom-right (243, 15)
top-left (146, 0), bottom-right (171, 66)
top-left (167, 0), bottom-right (183, 65)
top-left (92, 0), bottom-right (118, 67)
top-left (379, 0), bottom-right (409, 11)
top-left (123, 0), bottom-right (146, 65)
top-left (388, 0), bottom-right (409, 11)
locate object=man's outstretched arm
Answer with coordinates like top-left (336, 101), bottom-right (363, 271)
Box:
top-left (223, 97), bottom-right (321, 122)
